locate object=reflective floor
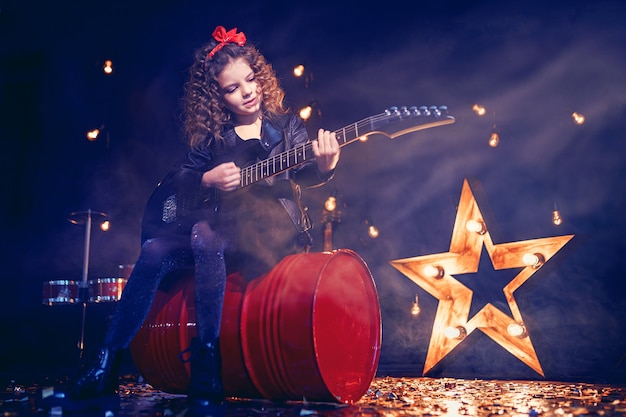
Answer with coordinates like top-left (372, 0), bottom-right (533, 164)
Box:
top-left (2, 373), bottom-right (625, 416)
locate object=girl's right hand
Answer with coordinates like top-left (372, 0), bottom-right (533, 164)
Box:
top-left (201, 162), bottom-right (241, 191)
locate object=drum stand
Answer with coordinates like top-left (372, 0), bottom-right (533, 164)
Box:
top-left (68, 209), bottom-right (108, 359)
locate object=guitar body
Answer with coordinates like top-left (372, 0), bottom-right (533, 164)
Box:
top-left (141, 139), bottom-right (267, 243)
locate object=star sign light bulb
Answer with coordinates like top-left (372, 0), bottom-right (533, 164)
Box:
top-left (507, 322), bottom-right (527, 338)
top-left (444, 326), bottom-right (467, 340)
top-left (423, 265), bottom-right (445, 279)
top-left (466, 219), bottom-right (487, 235)
top-left (522, 253), bottom-right (545, 268)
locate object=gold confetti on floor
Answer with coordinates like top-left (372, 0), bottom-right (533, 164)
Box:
top-left (1, 375), bottom-right (625, 416)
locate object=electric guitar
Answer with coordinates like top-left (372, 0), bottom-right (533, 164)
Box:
top-left (141, 105), bottom-right (455, 242)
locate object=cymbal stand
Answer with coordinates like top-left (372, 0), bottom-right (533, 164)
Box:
top-left (68, 209), bottom-right (108, 359)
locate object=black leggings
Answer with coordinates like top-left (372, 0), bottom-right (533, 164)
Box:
top-left (103, 221), bottom-right (227, 350)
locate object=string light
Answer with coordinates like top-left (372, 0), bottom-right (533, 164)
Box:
top-left (100, 220), bottom-right (111, 232)
top-left (86, 128), bottom-right (101, 141)
top-left (410, 295), bottom-right (421, 316)
top-left (293, 64), bottom-right (305, 77)
top-left (103, 59), bottom-right (113, 74)
top-left (324, 195), bottom-right (337, 212)
top-left (472, 104), bottom-right (486, 116)
top-left (552, 202), bottom-right (563, 226)
top-left (572, 112), bottom-right (585, 125)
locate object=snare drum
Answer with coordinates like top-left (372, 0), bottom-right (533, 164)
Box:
top-left (42, 280), bottom-right (79, 305)
top-left (88, 278), bottom-right (127, 302)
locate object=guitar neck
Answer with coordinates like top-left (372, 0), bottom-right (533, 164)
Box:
top-left (240, 105), bottom-right (454, 188)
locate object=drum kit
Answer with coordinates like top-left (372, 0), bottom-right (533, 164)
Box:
top-left (42, 266), bottom-right (133, 306)
top-left (41, 209), bottom-right (135, 357)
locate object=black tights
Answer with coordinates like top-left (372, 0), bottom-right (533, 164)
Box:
top-left (103, 221), bottom-right (227, 350)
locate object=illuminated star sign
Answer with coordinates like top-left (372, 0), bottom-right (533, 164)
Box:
top-left (389, 179), bottom-right (574, 376)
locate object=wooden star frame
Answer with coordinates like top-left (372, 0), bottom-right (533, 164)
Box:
top-left (390, 179), bottom-right (574, 376)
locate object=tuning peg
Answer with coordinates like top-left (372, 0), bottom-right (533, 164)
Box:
top-left (438, 105), bottom-right (448, 116)
top-left (385, 106), bottom-right (400, 116)
top-left (409, 106), bottom-right (419, 115)
top-left (429, 106), bottom-right (441, 117)
top-left (419, 106), bottom-right (429, 116)
top-left (400, 106), bottom-right (411, 116)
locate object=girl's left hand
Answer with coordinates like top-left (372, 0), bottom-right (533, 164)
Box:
top-left (312, 128), bottom-right (340, 174)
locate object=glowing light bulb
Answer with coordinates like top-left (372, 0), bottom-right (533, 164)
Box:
top-left (299, 105), bottom-right (313, 121)
top-left (324, 196), bottom-right (337, 212)
top-left (368, 225), bottom-right (379, 239)
top-left (522, 253), bottom-right (545, 268)
top-left (465, 219), bottom-right (487, 235)
top-left (293, 64), bottom-right (305, 77)
top-left (103, 59), bottom-right (113, 74)
top-left (572, 112), bottom-right (585, 125)
top-left (100, 220), bottom-right (110, 232)
top-left (410, 295), bottom-right (421, 316)
top-left (423, 265), bottom-right (445, 279)
top-left (444, 326), bottom-right (467, 339)
top-left (86, 128), bottom-right (100, 141)
top-left (507, 322), bottom-right (527, 338)
top-left (488, 132), bottom-right (500, 147)
top-left (472, 104), bottom-right (486, 116)
top-left (552, 210), bottom-right (562, 225)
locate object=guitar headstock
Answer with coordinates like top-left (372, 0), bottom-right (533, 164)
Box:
top-left (374, 105), bottom-right (455, 139)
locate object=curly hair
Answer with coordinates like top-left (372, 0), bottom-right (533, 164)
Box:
top-left (183, 40), bottom-right (287, 151)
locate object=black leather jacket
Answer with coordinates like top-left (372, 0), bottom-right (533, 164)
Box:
top-left (178, 113), bottom-right (334, 237)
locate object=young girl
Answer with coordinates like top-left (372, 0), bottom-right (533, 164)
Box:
top-left (40, 25), bottom-right (340, 413)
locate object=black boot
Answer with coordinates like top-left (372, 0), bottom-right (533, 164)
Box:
top-left (186, 338), bottom-right (225, 415)
top-left (38, 347), bottom-right (121, 411)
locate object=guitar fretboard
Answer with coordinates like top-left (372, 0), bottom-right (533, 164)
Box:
top-left (239, 105), bottom-right (451, 188)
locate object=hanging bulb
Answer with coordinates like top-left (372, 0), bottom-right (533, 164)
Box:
top-left (103, 59), bottom-right (113, 74)
top-left (552, 202), bottom-right (563, 225)
top-left (299, 105), bottom-right (313, 121)
top-left (572, 112), bottom-right (585, 125)
top-left (100, 220), bottom-right (111, 232)
top-left (86, 128), bottom-right (100, 141)
top-left (410, 295), bottom-right (421, 316)
top-left (472, 104), bottom-right (486, 116)
top-left (324, 195), bottom-right (337, 212)
top-left (293, 64), bottom-right (305, 77)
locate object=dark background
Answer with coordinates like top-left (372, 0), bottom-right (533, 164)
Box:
top-left (1, 0), bottom-right (625, 383)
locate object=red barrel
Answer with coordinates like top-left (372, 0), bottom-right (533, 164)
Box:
top-left (130, 249), bottom-right (381, 404)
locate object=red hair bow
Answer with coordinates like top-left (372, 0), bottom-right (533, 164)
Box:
top-left (208, 26), bottom-right (247, 58)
